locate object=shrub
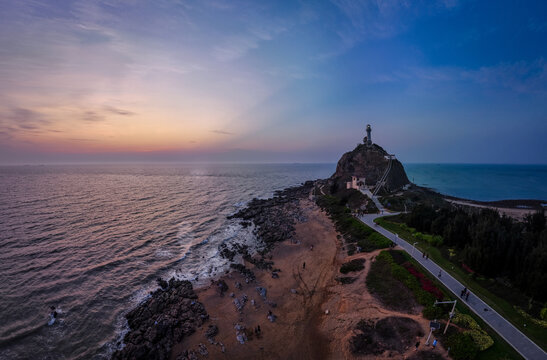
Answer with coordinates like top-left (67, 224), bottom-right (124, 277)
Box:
top-left (340, 258), bottom-right (366, 274)
top-left (422, 305), bottom-right (444, 320)
top-left (431, 235), bottom-right (443, 246)
top-left (514, 306), bottom-right (547, 328)
top-left (452, 313), bottom-right (494, 351)
top-left (446, 332), bottom-right (479, 360)
top-left (414, 232), bottom-right (443, 247)
top-left (368, 232), bottom-right (393, 248)
top-left (452, 313), bottom-right (481, 330)
top-left (347, 243), bottom-right (356, 256)
top-left (466, 329), bottom-right (494, 351)
top-left (336, 276), bottom-right (357, 284)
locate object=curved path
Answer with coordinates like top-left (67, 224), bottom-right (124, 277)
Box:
top-left (359, 213), bottom-right (547, 360)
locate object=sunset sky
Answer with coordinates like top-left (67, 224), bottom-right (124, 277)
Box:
top-left (1, 0), bottom-right (546, 164)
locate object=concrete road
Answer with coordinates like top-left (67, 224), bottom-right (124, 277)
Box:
top-left (359, 213), bottom-right (547, 360)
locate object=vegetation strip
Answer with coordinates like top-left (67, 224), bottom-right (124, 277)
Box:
top-left (367, 250), bottom-right (522, 360)
top-left (316, 194), bottom-right (392, 254)
top-left (375, 214), bottom-right (547, 351)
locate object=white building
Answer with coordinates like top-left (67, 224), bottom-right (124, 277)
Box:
top-left (346, 176), bottom-right (365, 190)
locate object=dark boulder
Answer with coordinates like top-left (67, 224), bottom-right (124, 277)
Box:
top-left (112, 279), bottom-right (208, 360)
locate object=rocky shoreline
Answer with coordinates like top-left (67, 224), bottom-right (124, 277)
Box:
top-left (111, 279), bottom-right (208, 360)
top-left (111, 182), bottom-right (314, 359)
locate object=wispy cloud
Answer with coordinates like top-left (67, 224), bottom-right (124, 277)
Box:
top-left (67, 138), bottom-right (97, 142)
top-left (82, 111), bottom-right (104, 122)
top-left (104, 105), bottom-right (135, 116)
top-left (3, 107), bottom-right (49, 131)
top-left (210, 129), bottom-right (234, 135)
top-left (364, 59), bottom-right (547, 95)
top-left (212, 22), bottom-right (287, 61)
top-left (321, 0), bottom-right (460, 59)
top-left (462, 59), bottom-right (547, 94)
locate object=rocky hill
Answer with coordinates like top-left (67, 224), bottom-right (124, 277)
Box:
top-left (331, 143), bottom-right (410, 193)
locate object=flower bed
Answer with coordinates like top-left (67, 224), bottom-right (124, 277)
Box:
top-left (403, 263), bottom-right (443, 300)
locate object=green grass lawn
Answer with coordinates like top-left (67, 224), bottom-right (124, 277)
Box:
top-left (375, 216), bottom-right (547, 352)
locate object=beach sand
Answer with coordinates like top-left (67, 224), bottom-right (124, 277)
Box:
top-left (445, 198), bottom-right (538, 220)
top-left (172, 199), bottom-right (449, 359)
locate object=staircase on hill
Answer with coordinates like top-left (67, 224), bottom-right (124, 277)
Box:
top-left (372, 155), bottom-right (394, 196)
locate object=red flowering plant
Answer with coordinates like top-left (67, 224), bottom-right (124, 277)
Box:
top-left (403, 263), bottom-right (444, 300)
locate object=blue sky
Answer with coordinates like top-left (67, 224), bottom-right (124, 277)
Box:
top-left (0, 0), bottom-right (546, 164)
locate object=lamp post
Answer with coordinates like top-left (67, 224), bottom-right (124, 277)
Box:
top-left (425, 320), bottom-right (441, 345)
top-left (434, 300), bottom-right (457, 334)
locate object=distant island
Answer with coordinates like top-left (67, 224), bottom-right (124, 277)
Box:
top-left (113, 125), bottom-right (546, 360)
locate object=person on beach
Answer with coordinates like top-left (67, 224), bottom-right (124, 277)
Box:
top-left (432, 339), bottom-right (437, 348)
top-left (48, 306), bottom-right (58, 325)
top-left (415, 341), bottom-right (420, 350)
top-left (302, 262), bottom-right (306, 270)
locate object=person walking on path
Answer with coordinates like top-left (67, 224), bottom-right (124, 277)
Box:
top-left (438, 270), bottom-right (442, 278)
top-left (465, 292), bottom-right (470, 301)
top-left (461, 287), bottom-right (467, 297)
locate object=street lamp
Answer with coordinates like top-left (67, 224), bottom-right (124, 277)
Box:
top-left (434, 300), bottom-right (457, 334)
top-left (412, 242), bottom-right (418, 255)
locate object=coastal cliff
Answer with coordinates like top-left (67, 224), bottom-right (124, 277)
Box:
top-left (331, 143), bottom-right (410, 192)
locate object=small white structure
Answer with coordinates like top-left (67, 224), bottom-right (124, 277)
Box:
top-left (346, 176), bottom-right (365, 190)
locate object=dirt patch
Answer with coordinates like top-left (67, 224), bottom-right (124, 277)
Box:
top-left (408, 350), bottom-right (447, 360)
top-left (350, 316), bottom-right (424, 355)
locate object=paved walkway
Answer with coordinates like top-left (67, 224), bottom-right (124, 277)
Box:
top-left (359, 188), bottom-right (384, 211)
top-left (359, 213), bottom-right (547, 360)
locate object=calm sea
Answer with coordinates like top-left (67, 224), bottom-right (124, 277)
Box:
top-left (0, 164), bottom-right (335, 360)
top-left (404, 163), bottom-right (547, 202)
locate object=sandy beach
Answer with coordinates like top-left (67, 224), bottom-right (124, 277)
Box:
top-left (172, 199), bottom-right (449, 359)
top-left (445, 198), bottom-right (539, 220)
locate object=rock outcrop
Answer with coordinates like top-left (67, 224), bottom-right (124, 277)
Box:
top-left (331, 143), bottom-right (410, 193)
top-left (227, 182), bottom-right (313, 249)
top-left (112, 279), bottom-right (208, 360)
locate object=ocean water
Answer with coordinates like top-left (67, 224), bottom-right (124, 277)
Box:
top-left (404, 163), bottom-right (547, 202)
top-left (0, 163), bottom-right (335, 360)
